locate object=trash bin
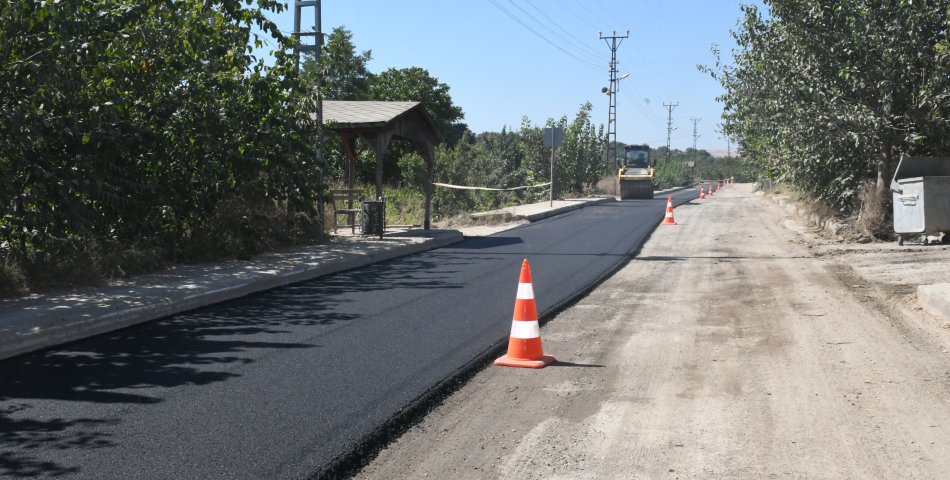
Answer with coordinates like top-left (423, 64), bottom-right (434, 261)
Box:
top-left (890, 157), bottom-right (950, 245)
top-left (361, 197), bottom-right (385, 239)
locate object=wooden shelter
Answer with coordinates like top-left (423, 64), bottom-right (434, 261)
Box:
top-left (321, 101), bottom-right (444, 230)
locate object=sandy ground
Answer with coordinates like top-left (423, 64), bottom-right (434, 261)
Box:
top-left (352, 183), bottom-right (950, 479)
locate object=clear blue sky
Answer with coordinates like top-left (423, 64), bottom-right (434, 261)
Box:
top-left (262, 1), bottom-right (750, 154)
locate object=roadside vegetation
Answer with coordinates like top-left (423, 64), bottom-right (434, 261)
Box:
top-left (315, 27), bottom-right (745, 226)
top-left (308, 28), bottom-right (610, 227)
top-left (651, 147), bottom-right (748, 190)
top-left (1, 5), bottom-right (738, 296)
top-left (1, 1), bottom-right (320, 295)
top-left (705, 0), bottom-right (950, 238)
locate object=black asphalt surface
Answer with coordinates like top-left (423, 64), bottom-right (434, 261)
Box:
top-left (1, 191), bottom-right (698, 479)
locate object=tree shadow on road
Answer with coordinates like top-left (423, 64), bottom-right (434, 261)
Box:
top-left (0, 254), bottom-right (467, 477)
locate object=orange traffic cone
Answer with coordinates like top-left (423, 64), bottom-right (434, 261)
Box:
top-left (699, 186), bottom-right (706, 200)
top-left (495, 259), bottom-right (555, 368)
top-left (662, 195), bottom-right (676, 225)
top-left (717, 181), bottom-right (722, 192)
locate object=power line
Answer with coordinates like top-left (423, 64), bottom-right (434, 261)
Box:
top-left (592, 0), bottom-right (614, 20)
top-left (574, 0), bottom-right (612, 30)
top-left (617, 79), bottom-right (663, 122)
top-left (621, 49), bottom-right (666, 100)
top-left (539, 1), bottom-right (662, 127)
top-left (522, 0), bottom-right (603, 59)
top-left (488, 0), bottom-right (601, 70)
top-left (562, 0), bottom-right (669, 104)
top-left (553, 0), bottom-right (600, 31)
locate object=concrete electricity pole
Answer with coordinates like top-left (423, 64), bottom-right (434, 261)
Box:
top-left (690, 117), bottom-right (701, 167)
top-left (600, 30), bottom-right (629, 176)
top-left (663, 102), bottom-right (678, 163)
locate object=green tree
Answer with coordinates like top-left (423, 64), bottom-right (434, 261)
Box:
top-left (0, 0), bottom-right (321, 293)
top-left (707, 0), bottom-right (950, 212)
top-left (515, 116), bottom-right (548, 202)
top-left (558, 102), bottom-right (604, 193)
top-left (368, 67), bottom-right (469, 145)
top-left (302, 26), bottom-right (372, 100)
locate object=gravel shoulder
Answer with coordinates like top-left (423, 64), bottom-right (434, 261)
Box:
top-left (353, 184), bottom-right (950, 479)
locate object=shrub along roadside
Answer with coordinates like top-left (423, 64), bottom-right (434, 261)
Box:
top-left (706, 0), bottom-right (950, 228)
top-left (0, 1), bottom-right (322, 295)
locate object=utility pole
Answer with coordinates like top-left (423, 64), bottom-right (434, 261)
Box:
top-left (294, 1), bottom-right (326, 208)
top-left (690, 117), bottom-right (701, 167)
top-left (663, 102), bottom-right (678, 163)
top-left (293, 0), bottom-right (322, 75)
top-left (600, 30), bottom-right (629, 176)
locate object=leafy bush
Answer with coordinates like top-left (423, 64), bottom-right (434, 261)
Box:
top-left (0, 0), bottom-right (323, 293)
top-left (707, 0), bottom-right (950, 212)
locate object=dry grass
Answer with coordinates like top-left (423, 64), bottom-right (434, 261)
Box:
top-left (853, 181), bottom-right (892, 239)
top-left (768, 180), bottom-right (894, 242)
top-left (757, 179), bottom-right (788, 195)
top-left (594, 176), bottom-right (617, 196)
top-left (800, 196), bottom-right (839, 221)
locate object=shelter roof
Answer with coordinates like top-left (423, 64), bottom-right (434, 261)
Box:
top-left (322, 101), bottom-right (443, 142)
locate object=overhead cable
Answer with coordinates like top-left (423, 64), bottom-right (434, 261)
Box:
top-left (521, 0), bottom-right (604, 59)
top-left (488, 0), bottom-right (601, 70)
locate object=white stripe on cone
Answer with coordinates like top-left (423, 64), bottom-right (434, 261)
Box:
top-left (516, 283), bottom-right (534, 299)
top-left (510, 320), bottom-right (541, 339)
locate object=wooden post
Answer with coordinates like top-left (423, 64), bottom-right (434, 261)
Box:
top-left (340, 133), bottom-right (358, 191)
top-left (423, 144), bottom-right (435, 230)
top-left (374, 131), bottom-right (390, 200)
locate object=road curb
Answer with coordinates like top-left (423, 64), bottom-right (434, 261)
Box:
top-left (468, 187), bottom-right (694, 225)
top-left (918, 283), bottom-right (950, 324)
top-left (766, 193), bottom-right (848, 236)
top-left (469, 197), bottom-right (614, 224)
top-left (522, 197), bottom-right (614, 222)
top-left (0, 230), bottom-right (463, 361)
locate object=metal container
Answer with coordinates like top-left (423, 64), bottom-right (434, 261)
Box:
top-left (890, 157), bottom-right (950, 244)
top-left (361, 198), bottom-right (386, 239)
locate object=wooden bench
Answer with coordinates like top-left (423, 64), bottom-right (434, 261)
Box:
top-left (329, 189), bottom-right (363, 234)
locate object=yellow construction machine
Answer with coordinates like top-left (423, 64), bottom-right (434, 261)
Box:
top-left (617, 144), bottom-right (655, 199)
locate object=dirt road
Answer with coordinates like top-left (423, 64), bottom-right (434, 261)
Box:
top-left (353, 184), bottom-right (950, 479)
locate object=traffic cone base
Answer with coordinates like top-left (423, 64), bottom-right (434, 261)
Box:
top-left (494, 352), bottom-right (556, 368)
top-left (495, 259), bottom-right (555, 369)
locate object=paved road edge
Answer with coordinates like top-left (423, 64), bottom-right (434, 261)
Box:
top-left (1, 230), bottom-right (464, 361)
top-left (522, 197), bottom-right (614, 222)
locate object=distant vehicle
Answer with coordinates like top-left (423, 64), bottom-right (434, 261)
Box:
top-left (617, 144), bottom-right (655, 199)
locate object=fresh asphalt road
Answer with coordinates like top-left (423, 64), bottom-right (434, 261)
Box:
top-left (1, 190), bottom-right (698, 479)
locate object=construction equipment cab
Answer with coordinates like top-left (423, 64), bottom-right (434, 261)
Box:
top-left (618, 144), bottom-right (655, 199)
